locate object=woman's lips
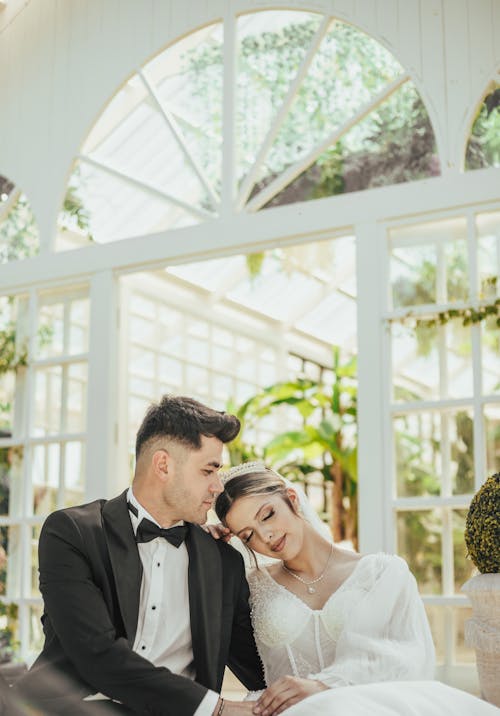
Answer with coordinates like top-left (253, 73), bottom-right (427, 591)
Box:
top-left (271, 535), bottom-right (286, 553)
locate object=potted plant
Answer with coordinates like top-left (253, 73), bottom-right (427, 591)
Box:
top-left (462, 473), bottom-right (500, 707)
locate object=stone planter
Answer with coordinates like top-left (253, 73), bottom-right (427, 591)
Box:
top-left (462, 573), bottom-right (500, 707)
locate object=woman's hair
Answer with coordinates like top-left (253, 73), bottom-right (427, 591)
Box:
top-left (214, 468), bottom-right (293, 524)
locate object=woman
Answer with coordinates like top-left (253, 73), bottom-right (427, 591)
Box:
top-left (213, 462), bottom-right (498, 716)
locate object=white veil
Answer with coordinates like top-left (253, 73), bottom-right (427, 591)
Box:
top-left (219, 461), bottom-right (333, 569)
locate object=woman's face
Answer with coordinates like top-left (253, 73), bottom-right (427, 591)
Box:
top-left (224, 490), bottom-right (303, 560)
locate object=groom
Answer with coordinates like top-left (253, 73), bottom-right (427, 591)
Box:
top-left (13, 395), bottom-right (265, 715)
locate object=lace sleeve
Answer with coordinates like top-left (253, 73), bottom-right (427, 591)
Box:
top-left (308, 554), bottom-right (436, 688)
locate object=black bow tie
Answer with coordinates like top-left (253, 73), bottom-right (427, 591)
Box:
top-left (128, 502), bottom-right (188, 548)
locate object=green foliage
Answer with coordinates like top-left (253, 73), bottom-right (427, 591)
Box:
top-left (465, 86), bottom-right (500, 169)
top-left (228, 346), bottom-right (358, 544)
top-left (0, 325), bottom-right (27, 376)
top-left (0, 601), bottom-right (18, 663)
top-left (184, 15), bottom-right (440, 208)
top-left (465, 473), bottom-right (500, 573)
top-left (0, 193), bottom-right (39, 264)
top-left (60, 167), bottom-right (93, 239)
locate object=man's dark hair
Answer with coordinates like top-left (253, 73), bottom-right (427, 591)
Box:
top-left (135, 394), bottom-right (240, 459)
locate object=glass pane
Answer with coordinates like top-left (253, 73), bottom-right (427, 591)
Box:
top-left (392, 323), bottom-right (439, 402)
top-left (68, 298), bottom-right (90, 354)
top-left (397, 509), bottom-right (442, 594)
top-left (146, 23), bottom-right (223, 192)
top-left (158, 356), bottom-right (182, 388)
top-left (444, 239), bottom-right (469, 303)
top-left (0, 176), bottom-right (39, 263)
top-left (0, 446), bottom-right (23, 517)
top-left (482, 316), bottom-right (500, 395)
top-left (66, 363), bottom-right (88, 433)
top-left (29, 604), bottom-right (45, 652)
top-left (0, 525), bottom-right (21, 599)
top-left (64, 441), bottom-right (85, 507)
top-left (37, 301), bottom-right (64, 358)
top-left (260, 20), bottom-right (404, 191)
top-left (454, 606), bottom-right (475, 664)
top-left (34, 366), bottom-right (63, 435)
top-left (453, 509), bottom-right (475, 592)
top-left (449, 411), bottom-right (474, 495)
top-left (391, 244), bottom-right (437, 308)
top-left (394, 413), bottom-right (441, 497)
top-left (32, 443), bottom-right (60, 515)
top-left (0, 294), bottom-right (29, 435)
top-left (445, 322), bottom-right (472, 399)
top-left (425, 605), bottom-right (445, 665)
top-left (130, 315), bottom-right (156, 345)
top-left (265, 85), bottom-right (439, 206)
top-left (389, 218), bottom-right (468, 308)
top-left (485, 404), bottom-right (500, 475)
top-left (130, 346), bottom-right (155, 376)
top-left (31, 525), bottom-right (41, 597)
top-left (476, 210), bottom-right (500, 300)
top-left (236, 11), bottom-right (322, 184)
top-left (465, 83), bottom-right (500, 170)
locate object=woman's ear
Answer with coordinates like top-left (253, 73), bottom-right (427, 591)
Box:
top-left (286, 488), bottom-right (300, 513)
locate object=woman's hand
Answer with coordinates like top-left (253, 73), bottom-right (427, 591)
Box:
top-left (252, 676), bottom-right (329, 715)
top-left (201, 522), bottom-right (232, 542)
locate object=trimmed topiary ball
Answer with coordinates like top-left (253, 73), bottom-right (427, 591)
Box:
top-left (465, 473), bottom-right (500, 573)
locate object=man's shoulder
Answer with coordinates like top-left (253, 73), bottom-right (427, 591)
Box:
top-left (42, 492), bottom-right (125, 534)
top-left (190, 524), bottom-right (245, 568)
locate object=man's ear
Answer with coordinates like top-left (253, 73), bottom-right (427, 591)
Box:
top-left (152, 449), bottom-right (170, 481)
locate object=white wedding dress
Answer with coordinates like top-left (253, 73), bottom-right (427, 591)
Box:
top-left (246, 552), bottom-right (499, 715)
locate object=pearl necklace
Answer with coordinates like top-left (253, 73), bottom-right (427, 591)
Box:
top-left (281, 545), bottom-right (334, 594)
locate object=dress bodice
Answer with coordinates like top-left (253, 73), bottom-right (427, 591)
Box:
top-left (247, 555), bottom-right (374, 685)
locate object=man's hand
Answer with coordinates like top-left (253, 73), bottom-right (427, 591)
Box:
top-left (201, 523), bottom-right (232, 542)
top-left (252, 676), bottom-right (329, 715)
top-left (214, 698), bottom-right (255, 715)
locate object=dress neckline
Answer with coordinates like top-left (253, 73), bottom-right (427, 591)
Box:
top-left (260, 553), bottom-right (368, 613)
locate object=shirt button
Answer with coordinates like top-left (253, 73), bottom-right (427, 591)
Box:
top-left (141, 645), bottom-right (146, 651)
top-left (157, 562), bottom-right (161, 567)
top-left (152, 605), bottom-right (156, 610)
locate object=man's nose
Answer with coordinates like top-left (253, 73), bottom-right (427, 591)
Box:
top-left (210, 472), bottom-right (224, 496)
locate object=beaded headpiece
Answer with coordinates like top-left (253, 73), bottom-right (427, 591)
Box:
top-left (220, 460), bottom-right (281, 485)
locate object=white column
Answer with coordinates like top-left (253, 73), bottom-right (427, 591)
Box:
top-left (86, 270), bottom-right (119, 499)
top-left (356, 222), bottom-right (389, 552)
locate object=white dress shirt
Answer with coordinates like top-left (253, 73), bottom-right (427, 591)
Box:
top-left (127, 488), bottom-right (218, 716)
top-left (85, 489), bottom-right (218, 715)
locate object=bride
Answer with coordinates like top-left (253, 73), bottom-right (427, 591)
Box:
top-left (211, 462), bottom-right (498, 716)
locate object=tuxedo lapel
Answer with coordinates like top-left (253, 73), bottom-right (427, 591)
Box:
top-left (102, 491), bottom-right (142, 646)
top-left (186, 524), bottom-right (222, 690)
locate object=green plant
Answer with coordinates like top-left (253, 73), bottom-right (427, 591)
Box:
top-left (228, 346), bottom-right (358, 546)
top-left (465, 473), bottom-right (500, 573)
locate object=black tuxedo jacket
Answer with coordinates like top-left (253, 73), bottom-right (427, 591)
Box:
top-left (13, 491), bottom-right (265, 715)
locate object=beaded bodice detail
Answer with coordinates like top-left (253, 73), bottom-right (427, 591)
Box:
top-left (247, 556), bottom-right (373, 685)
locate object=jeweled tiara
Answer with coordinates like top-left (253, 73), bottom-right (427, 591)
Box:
top-left (220, 460), bottom-right (278, 485)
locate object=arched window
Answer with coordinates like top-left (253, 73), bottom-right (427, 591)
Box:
top-left (56, 11), bottom-right (439, 248)
top-left (464, 74), bottom-right (500, 170)
top-left (0, 175), bottom-right (39, 263)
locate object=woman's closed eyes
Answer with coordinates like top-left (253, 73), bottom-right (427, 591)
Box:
top-left (243, 508), bottom-right (275, 543)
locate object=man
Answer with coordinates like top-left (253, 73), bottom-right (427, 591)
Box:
top-left (13, 395), bottom-right (265, 715)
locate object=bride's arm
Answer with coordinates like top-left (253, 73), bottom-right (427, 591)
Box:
top-left (307, 554), bottom-right (436, 688)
